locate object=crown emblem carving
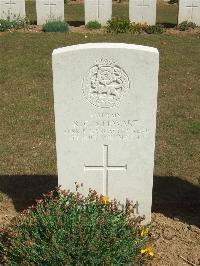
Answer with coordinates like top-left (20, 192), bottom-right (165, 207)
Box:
top-left (82, 58), bottom-right (130, 109)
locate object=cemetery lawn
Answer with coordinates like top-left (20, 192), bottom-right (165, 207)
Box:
top-left (0, 32), bottom-right (200, 265)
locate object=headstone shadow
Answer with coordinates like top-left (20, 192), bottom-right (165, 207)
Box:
top-left (160, 22), bottom-right (177, 28)
top-left (0, 175), bottom-right (199, 227)
top-left (67, 21), bottom-right (85, 27)
top-left (152, 175), bottom-right (200, 227)
top-left (0, 175), bottom-right (58, 212)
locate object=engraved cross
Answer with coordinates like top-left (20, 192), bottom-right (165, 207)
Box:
top-left (84, 145), bottom-right (127, 196)
top-left (186, 1), bottom-right (198, 19)
top-left (137, 0), bottom-right (150, 19)
top-left (44, 0), bottom-right (56, 17)
top-left (137, 0), bottom-right (150, 8)
top-left (88, 0), bottom-right (105, 18)
top-left (5, 0), bottom-right (16, 16)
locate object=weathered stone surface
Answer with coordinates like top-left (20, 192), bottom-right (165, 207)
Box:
top-left (52, 43), bottom-right (159, 224)
top-left (129, 0), bottom-right (156, 25)
top-left (0, 0), bottom-right (25, 19)
top-left (36, 0), bottom-right (64, 25)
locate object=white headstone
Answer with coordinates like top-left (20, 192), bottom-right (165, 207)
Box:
top-left (0, 0), bottom-right (25, 20)
top-left (85, 0), bottom-right (112, 26)
top-left (129, 0), bottom-right (156, 25)
top-left (36, 0), bottom-right (64, 25)
top-left (52, 43), bottom-right (159, 224)
top-left (178, 0), bottom-right (200, 26)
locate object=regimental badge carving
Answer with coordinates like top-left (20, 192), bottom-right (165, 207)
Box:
top-left (82, 58), bottom-right (130, 108)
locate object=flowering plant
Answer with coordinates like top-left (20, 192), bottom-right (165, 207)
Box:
top-left (0, 184), bottom-right (154, 265)
top-left (0, 15), bottom-right (30, 32)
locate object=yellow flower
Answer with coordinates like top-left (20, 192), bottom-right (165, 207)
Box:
top-left (141, 246), bottom-right (154, 257)
top-left (102, 196), bottom-right (109, 204)
top-left (24, 241), bottom-right (33, 247)
top-left (140, 226), bottom-right (148, 237)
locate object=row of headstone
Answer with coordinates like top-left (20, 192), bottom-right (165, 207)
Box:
top-left (86, 0), bottom-right (200, 26)
top-left (0, 0), bottom-right (64, 25)
top-left (85, 0), bottom-right (156, 25)
top-left (0, 0), bottom-right (199, 26)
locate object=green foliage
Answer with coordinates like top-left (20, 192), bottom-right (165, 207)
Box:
top-left (106, 17), bottom-right (164, 35)
top-left (42, 20), bottom-right (69, 32)
top-left (177, 21), bottom-right (197, 31)
top-left (0, 19), bottom-right (11, 32)
top-left (0, 186), bottom-right (154, 265)
top-left (187, 121), bottom-right (200, 134)
top-left (0, 16), bottom-right (30, 32)
top-left (64, 0), bottom-right (68, 4)
top-left (145, 24), bottom-right (164, 34)
top-left (106, 17), bottom-right (131, 33)
top-left (86, 20), bottom-right (101, 30)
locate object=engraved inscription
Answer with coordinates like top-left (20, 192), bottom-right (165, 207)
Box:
top-left (84, 144), bottom-right (127, 195)
top-left (66, 113), bottom-right (149, 141)
top-left (5, 0), bottom-right (16, 6)
top-left (82, 58), bottom-right (130, 108)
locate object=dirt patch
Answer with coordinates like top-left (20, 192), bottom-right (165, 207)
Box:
top-left (5, 24), bottom-right (200, 35)
top-left (7, 25), bottom-right (42, 33)
top-left (3, 22), bottom-right (200, 35)
top-left (70, 25), bottom-right (105, 34)
top-left (71, 25), bottom-right (200, 35)
top-left (0, 196), bottom-right (16, 226)
top-left (149, 213), bottom-right (200, 266)
top-left (166, 27), bottom-right (200, 35)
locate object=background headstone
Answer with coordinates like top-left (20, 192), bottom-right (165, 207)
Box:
top-left (178, 0), bottom-right (200, 26)
top-left (129, 0), bottom-right (156, 25)
top-left (36, 0), bottom-right (64, 25)
top-left (84, 0), bottom-right (112, 26)
top-left (52, 43), bottom-right (159, 224)
top-left (0, 0), bottom-right (25, 20)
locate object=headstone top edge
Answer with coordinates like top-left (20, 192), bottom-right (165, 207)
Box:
top-left (52, 43), bottom-right (159, 56)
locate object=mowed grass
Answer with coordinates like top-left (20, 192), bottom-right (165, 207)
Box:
top-left (0, 32), bottom-right (199, 187)
top-left (25, 0), bottom-right (178, 25)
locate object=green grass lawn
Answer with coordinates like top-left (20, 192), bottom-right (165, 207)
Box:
top-left (0, 32), bottom-right (199, 187)
top-left (25, 1), bottom-right (178, 25)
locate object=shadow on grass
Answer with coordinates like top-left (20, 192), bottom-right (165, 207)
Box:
top-left (160, 22), bottom-right (177, 28)
top-left (30, 20), bottom-right (37, 26)
top-left (0, 175), bottom-right (199, 227)
top-left (0, 175), bottom-right (57, 212)
top-left (67, 21), bottom-right (85, 27)
top-left (152, 176), bottom-right (200, 227)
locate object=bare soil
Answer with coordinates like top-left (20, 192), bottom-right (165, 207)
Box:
top-left (150, 214), bottom-right (200, 266)
top-left (8, 24), bottom-right (200, 35)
